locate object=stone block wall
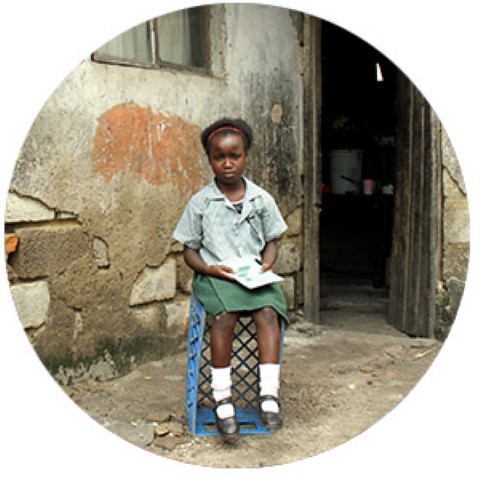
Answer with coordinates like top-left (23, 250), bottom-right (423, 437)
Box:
top-left (5, 193), bottom-right (196, 385)
top-left (276, 207), bottom-right (303, 313)
top-left (435, 125), bottom-right (470, 340)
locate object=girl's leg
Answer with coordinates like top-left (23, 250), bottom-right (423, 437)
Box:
top-left (252, 306), bottom-right (280, 364)
top-left (253, 307), bottom-right (282, 414)
top-left (252, 307), bottom-right (283, 429)
top-left (210, 311), bottom-right (239, 431)
top-left (210, 311), bottom-right (239, 367)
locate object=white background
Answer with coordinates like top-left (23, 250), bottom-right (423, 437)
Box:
top-left (1, 1), bottom-right (478, 478)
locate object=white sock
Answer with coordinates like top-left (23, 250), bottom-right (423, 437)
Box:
top-left (211, 366), bottom-right (234, 419)
top-left (259, 363), bottom-right (280, 413)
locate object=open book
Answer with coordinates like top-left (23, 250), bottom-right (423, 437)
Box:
top-left (218, 255), bottom-right (284, 289)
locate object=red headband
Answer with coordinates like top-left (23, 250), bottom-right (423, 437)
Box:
top-left (207, 125), bottom-right (242, 142)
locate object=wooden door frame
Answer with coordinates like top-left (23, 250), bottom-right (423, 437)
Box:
top-left (302, 15), bottom-right (322, 322)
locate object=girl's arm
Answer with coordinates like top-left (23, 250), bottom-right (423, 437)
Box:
top-left (183, 246), bottom-right (235, 280)
top-left (260, 239), bottom-right (279, 272)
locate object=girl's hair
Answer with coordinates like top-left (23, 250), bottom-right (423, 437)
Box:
top-left (201, 118), bottom-right (253, 154)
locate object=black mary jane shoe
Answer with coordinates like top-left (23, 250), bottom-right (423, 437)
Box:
top-left (214, 398), bottom-right (240, 438)
top-left (258, 395), bottom-right (283, 431)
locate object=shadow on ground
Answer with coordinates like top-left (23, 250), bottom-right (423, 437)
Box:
top-left (62, 284), bottom-right (441, 468)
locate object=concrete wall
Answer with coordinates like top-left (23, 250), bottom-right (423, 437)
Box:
top-left (4, 4), bottom-right (305, 384)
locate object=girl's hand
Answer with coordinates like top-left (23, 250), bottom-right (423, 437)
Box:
top-left (260, 262), bottom-right (273, 273)
top-left (184, 248), bottom-right (235, 280)
top-left (260, 239), bottom-right (278, 273)
top-left (206, 264), bottom-right (236, 280)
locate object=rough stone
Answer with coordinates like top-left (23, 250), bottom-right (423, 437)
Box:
top-left (176, 255), bottom-right (193, 293)
top-left (445, 277), bottom-right (466, 323)
top-left (5, 192), bottom-right (55, 223)
top-left (130, 258), bottom-right (176, 306)
top-left (151, 435), bottom-right (185, 450)
top-left (443, 169), bottom-right (466, 201)
top-left (146, 411), bottom-right (173, 424)
top-left (155, 423), bottom-right (170, 436)
top-left (6, 263), bottom-right (17, 283)
top-left (9, 226), bottom-right (89, 279)
top-left (10, 281), bottom-right (50, 329)
top-left (129, 303), bottom-right (164, 332)
top-left (167, 422), bottom-right (184, 437)
top-left (275, 238), bottom-right (302, 275)
top-left (359, 365), bottom-right (376, 374)
top-left (280, 275), bottom-right (295, 310)
top-left (155, 421), bottom-right (184, 437)
top-left (442, 129), bottom-right (466, 194)
top-left (165, 299), bottom-right (190, 335)
top-left (285, 208), bottom-right (302, 237)
top-left (444, 199), bottom-right (469, 244)
top-left (170, 241), bottom-right (184, 253)
top-left (92, 236), bottom-right (110, 268)
top-left (443, 243), bottom-right (469, 280)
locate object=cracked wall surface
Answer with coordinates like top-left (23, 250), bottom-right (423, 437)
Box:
top-left (4, 4), bottom-right (305, 383)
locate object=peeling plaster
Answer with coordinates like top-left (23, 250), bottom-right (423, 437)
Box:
top-left (92, 103), bottom-right (205, 198)
top-left (270, 103), bottom-right (284, 124)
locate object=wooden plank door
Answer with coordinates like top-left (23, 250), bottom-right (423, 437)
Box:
top-left (387, 72), bottom-right (440, 337)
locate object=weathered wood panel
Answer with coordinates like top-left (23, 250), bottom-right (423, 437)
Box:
top-left (302, 15), bottom-right (322, 322)
top-left (388, 72), bottom-right (439, 337)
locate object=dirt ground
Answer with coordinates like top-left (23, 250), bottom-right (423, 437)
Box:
top-left (62, 290), bottom-right (442, 469)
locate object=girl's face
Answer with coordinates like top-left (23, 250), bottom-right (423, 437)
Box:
top-left (208, 133), bottom-right (248, 186)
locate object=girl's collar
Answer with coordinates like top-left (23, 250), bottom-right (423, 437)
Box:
top-left (208, 176), bottom-right (261, 201)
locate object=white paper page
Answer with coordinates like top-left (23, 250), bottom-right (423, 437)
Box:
top-left (218, 255), bottom-right (284, 289)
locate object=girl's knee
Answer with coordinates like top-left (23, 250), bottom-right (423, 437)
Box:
top-left (257, 306), bottom-right (276, 317)
top-left (254, 307), bottom-right (278, 326)
top-left (212, 311), bottom-right (237, 331)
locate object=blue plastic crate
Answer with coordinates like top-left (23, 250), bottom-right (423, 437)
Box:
top-left (185, 293), bottom-right (207, 434)
top-left (185, 293), bottom-right (284, 436)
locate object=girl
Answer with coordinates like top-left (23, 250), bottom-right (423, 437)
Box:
top-left (173, 118), bottom-right (288, 438)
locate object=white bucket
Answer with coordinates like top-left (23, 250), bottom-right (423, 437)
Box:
top-left (330, 149), bottom-right (363, 194)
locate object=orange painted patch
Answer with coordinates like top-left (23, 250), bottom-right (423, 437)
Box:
top-left (5, 234), bottom-right (18, 254)
top-left (92, 103), bottom-right (205, 196)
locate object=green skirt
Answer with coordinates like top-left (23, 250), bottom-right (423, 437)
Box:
top-left (192, 273), bottom-right (289, 325)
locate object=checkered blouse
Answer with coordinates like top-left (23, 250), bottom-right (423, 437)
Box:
top-left (173, 177), bottom-right (287, 265)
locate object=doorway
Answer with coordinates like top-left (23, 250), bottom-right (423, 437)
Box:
top-left (319, 21), bottom-right (397, 321)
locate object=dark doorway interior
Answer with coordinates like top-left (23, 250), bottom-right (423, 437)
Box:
top-left (320, 21), bottom-right (398, 313)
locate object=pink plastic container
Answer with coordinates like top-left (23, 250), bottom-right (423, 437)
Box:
top-left (363, 179), bottom-right (375, 195)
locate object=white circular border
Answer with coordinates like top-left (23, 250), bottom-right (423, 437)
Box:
top-left (1, 1), bottom-right (478, 478)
